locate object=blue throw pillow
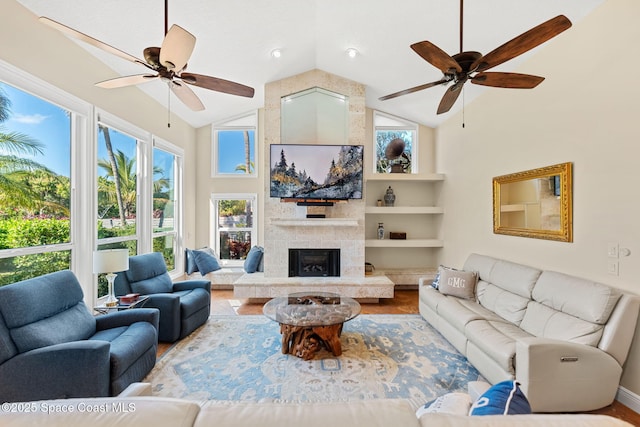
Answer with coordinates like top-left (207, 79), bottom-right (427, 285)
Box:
top-left (431, 272), bottom-right (440, 289)
top-left (469, 380), bottom-right (531, 416)
top-left (185, 248), bottom-right (198, 274)
top-left (193, 249), bottom-right (221, 275)
top-left (244, 245), bottom-right (264, 273)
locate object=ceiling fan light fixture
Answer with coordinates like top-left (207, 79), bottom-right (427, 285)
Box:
top-left (346, 47), bottom-right (358, 58)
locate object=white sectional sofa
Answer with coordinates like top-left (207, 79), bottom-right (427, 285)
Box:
top-left (1, 388), bottom-right (632, 427)
top-left (419, 253), bottom-right (640, 413)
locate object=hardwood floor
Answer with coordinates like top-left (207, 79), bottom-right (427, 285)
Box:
top-left (157, 289), bottom-right (639, 425)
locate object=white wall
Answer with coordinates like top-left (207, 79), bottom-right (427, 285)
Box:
top-left (436, 0), bottom-right (640, 397)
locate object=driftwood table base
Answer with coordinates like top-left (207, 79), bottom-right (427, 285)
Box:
top-left (280, 323), bottom-right (344, 360)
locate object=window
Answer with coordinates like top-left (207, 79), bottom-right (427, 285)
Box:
top-left (212, 112), bottom-right (257, 177)
top-left (0, 60), bottom-right (184, 301)
top-left (211, 193), bottom-right (257, 266)
top-left (373, 111), bottom-right (418, 174)
top-left (0, 81), bottom-right (75, 286)
top-left (152, 139), bottom-right (183, 272)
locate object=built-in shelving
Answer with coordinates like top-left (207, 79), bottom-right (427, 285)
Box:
top-left (364, 173), bottom-right (444, 271)
top-left (365, 238), bottom-right (443, 248)
top-left (270, 218), bottom-right (358, 227)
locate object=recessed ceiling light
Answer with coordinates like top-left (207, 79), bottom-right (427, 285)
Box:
top-left (346, 48), bottom-right (358, 58)
top-left (271, 48), bottom-right (282, 59)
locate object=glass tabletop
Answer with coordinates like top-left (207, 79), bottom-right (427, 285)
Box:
top-left (263, 292), bottom-right (361, 327)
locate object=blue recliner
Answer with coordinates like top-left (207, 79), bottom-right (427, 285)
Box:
top-left (0, 270), bottom-right (159, 403)
top-left (114, 252), bottom-right (211, 342)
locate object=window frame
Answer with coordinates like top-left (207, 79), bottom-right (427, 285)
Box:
top-left (0, 60), bottom-right (91, 290)
top-left (211, 111), bottom-right (258, 178)
top-left (210, 193), bottom-right (258, 267)
top-left (372, 110), bottom-right (419, 174)
top-left (152, 137), bottom-right (184, 274)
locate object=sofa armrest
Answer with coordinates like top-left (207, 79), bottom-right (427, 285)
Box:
top-left (117, 382), bottom-right (153, 397)
top-left (0, 341), bottom-right (110, 402)
top-left (515, 337), bottom-right (622, 412)
top-left (95, 308), bottom-right (160, 332)
top-left (173, 279), bottom-right (211, 293)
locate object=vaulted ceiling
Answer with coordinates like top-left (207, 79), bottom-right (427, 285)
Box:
top-left (16, 0), bottom-right (604, 128)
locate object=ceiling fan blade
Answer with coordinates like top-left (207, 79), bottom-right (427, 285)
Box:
top-left (471, 72), bottom-right (544, 89)
top-left (179, 72), bottom-right (255, 98)
top-left (95, 74), bottom-right (158, 89)
top-left (437, 82), bottom-right (464, 114)
top-left (472, 15), bottom-right (572, 72)
top-left (378, 78), bottom-right (451, 101)
top-left (170, 80), bottom-right (205, 111)
top-left (159, 24), bottom-right (196, 71)
top-left (39, 17), bottom-right (149, 68)
top-left (411, 41), bottom-right (462, 74)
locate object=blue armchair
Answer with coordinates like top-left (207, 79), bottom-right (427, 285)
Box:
top-left (114, 252), bottom-right (211, 342)
top-left (0, 270), bottom-right (159, 403)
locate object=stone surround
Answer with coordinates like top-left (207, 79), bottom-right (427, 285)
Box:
top-left (233, 273), bottom-right (394, 302)
top-left (263, 70), bottom-right (366, 279)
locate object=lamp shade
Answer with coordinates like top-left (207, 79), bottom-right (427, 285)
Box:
top-left (93, 249), bottom-right (129, 274)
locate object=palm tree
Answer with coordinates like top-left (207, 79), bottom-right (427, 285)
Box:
top-left (0, 87), bottom-right (63, 215)
top-left (98, 149), bottom-right (137, 220)
top-left (99, 125), bottom-right (127, 225)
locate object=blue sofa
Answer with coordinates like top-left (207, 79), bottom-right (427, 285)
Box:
top-left (114, 252), bottom-right (211, 342)
top-left (0, 270), bottom-right (159, 402)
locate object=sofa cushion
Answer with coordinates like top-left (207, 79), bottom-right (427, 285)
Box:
top-left (126, 253), bottom-right (169, 284)
top-left (437, 266), bottom-right (478, 300)
top-left (129, 272), bottom-right (174, 295)
top-left (469, 380), bottom-right (532, 415)
top-left (465, 319), bottom-right (533, 374)
top-left (90, 322), bottom-right (157, 378)
top-left (532, 271), bottom-right (621, 324)
top-left (520, 301), bottom-right (605, 346)
top-left (416, 392), bottom-right (472, 417)
top-left (437, 297), bottom-right (503, 334)
top-left (0, 271), bottom-right (96, 353)
top-left (476, 281), bottom-right (531, 326)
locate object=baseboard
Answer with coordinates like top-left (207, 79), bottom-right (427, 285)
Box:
top-left (616, 386), bottom-right (640, 413)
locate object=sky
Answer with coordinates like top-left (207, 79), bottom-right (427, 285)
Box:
top-left (1, 81), bottom-right (164, 178)
top-left (217, 130), bottom-right (256, 174)
top-left (1, 82), bottom-right (71, 176)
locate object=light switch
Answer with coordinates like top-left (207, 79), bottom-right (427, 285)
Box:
top-left (607, 260), bottom-right (619, 276)
top-left (607, 243), bottom-right (619, 258)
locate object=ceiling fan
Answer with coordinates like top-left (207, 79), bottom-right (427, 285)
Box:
top-left (379, 0), bottom-right (572, 115)
top-left (39, 0), bottom-right (254, 112)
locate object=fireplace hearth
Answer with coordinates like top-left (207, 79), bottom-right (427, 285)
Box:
top-left (289, 249), bottom-right (340, 277)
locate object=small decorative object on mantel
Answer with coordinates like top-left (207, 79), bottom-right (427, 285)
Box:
top-left (389, 232), bottom-right (407, 240)
top-left (377, 223), bottom-right (385, 240)
top-left (384, 186), bottom-right (396, 206)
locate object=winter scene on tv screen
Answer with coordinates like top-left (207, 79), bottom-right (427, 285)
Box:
top-left (270, 144), bottom-right (363, 200)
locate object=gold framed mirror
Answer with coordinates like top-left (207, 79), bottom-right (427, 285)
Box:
top-left (493, 162), bottom-right (573, 242)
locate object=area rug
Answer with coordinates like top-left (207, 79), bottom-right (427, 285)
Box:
top-left (145, 314), bottom-right (484, 409)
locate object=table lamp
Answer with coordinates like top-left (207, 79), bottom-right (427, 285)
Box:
top-left (93, 249), bottom-right (129, 307)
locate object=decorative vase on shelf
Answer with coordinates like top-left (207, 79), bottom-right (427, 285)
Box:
top-left (383, 186), bottom-right (396, 207)
top-left (377, 223), bottom-right (385, 240)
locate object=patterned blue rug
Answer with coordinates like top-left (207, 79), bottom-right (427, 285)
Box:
top-left (145, 314), bottom-right (483, 409)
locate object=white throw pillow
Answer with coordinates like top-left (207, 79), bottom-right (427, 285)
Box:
top-left (416, 392), bottom-right (472, 418)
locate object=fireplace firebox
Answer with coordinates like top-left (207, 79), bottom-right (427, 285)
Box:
top-left (288, 249), bottom-right (340, 277)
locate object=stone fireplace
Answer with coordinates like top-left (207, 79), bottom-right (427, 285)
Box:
top-left (263, 70), bottom-right (366, 279)
top-left (232, 69), bottom-right (393, 301)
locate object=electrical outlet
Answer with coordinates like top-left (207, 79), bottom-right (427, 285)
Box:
top-left (607, 260), bottom-right (619, 276)
top-left (607, 243), bottom-right (619, 258)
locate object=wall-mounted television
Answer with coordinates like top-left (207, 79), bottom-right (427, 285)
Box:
top-left (270, 144), bottom-right (363, 200)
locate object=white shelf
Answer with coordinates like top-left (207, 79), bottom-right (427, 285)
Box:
top-left (365, 239), bottom-right (443, 248)
top-left (365, 206), bottom-right (444, 214)
top-left (365, 173), bottom-right (444, 182)
top-left (270, 218), bottom-right (358, 227)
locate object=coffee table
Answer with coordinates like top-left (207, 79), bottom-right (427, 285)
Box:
top-left (263, 292), bottom-right (361, 360)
